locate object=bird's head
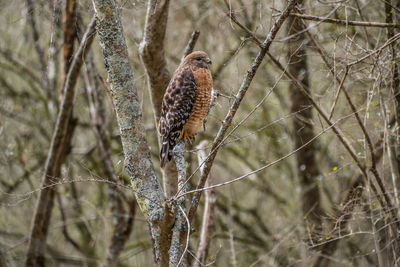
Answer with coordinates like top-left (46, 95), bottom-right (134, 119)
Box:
top-left (184, 51), bottom-right (212, 69)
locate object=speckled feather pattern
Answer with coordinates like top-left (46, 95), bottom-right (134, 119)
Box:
top-left (158, 51), bottom-right (213, 167)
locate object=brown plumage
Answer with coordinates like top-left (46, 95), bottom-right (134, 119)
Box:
top-left (158, 51), bottom-right (213, 167)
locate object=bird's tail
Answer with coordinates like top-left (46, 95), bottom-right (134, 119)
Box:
top-left (160, 138), bottom-right (170, 168)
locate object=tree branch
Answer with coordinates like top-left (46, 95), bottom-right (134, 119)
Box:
top-left (227, 8), bottom-right (393, 218)
top-left (187, 0), bottom-right (301, 223)
top-left (92, 1), bottom-right (169, 264)
top-left (313, 117), bottom-right (395, 266)
top-left (138, 0), bottom-right (170, 123)
top-left (25, 0), bottom-right (49, 92)
top-left (182, 30), bottom-right (200, 60)
top-left (61, 0), bottom-right (77, 91)
top-left (290, 12), bottom-right (400, 28)
top-left (193, 141), bottom-right (215, 267)
top-left (25, 17), bottom-right (97, 267)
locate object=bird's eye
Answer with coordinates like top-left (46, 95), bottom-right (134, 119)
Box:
top-left (196, 57), bottom-right (202, 61)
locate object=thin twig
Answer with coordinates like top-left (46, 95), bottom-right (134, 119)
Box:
top-left (348, 33), bottom-right (400, 66)
top-left (25, 0), bottom-right (49, 92)
top-left (179, 115), bottom-right (338, 196)
top-left (329, 66), bottom-right (349, 119)
top-left (193, 141), bottom-right (215, 267)
top-left (177, 205), bottom-right (191, 267)
top-left (228, 9), bottom-right (391, 214)
top-left (302, 19), bottom-right (397, 221)
top-left (56, 191), bottom-right (82, 251)
top-left (290, 13), bottom-right (400, 28)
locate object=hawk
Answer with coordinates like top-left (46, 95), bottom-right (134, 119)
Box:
top-left (158, 51), bottom-right (213, 167)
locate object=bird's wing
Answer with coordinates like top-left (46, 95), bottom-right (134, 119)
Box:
top-left (159, 66), bottom-right (197, 143)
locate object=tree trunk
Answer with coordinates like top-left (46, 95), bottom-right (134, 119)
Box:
top-left (91, 1), bottom-right (171, 265)
top-left (287, 2), bottom-right (322, 230)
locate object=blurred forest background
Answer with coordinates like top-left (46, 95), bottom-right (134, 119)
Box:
top-left (1, 0), bottom-right (400, 266)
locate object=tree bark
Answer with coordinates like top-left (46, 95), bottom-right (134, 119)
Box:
top-left (61, 0), bottom-right (77, 90)
top-left (92, 1), bottom-right (171, 265)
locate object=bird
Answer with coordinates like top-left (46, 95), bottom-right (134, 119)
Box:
top-left (158, 51), bottom-right (213, 168)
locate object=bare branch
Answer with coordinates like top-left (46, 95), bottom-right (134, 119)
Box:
top-left (290, 13), bottom-right (400, 28)
top-left (182, 30), bottom-right (201, 59)
top-left (313, 117), bottom-right (396, 266)
top-left (228, 9), bottom-right (395, 219)
top-left (56, 190), bottom-right (82, 252)
top-left (193, 141), bottom-right (215, 267)
top-left (139, 0), bottom-right (171, 123)
top-left (25, 0), bottom-right (49, 92)
top-left (25, 17), bottom-right (97, 267)
top-left (328, 66), bottom-right (349, 119)
top-left (61, 0), bottom-right (77, 91)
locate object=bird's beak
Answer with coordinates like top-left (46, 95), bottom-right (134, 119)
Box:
top-left (206, 58), bottom-right (212, 65)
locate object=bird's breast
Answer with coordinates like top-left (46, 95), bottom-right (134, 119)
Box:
top-left (184, 68), bottom-right (213, 135)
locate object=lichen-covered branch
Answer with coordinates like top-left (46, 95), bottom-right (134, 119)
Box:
top-left (168, 141), bottom-right (189, 266)
top-left (84, 59), bottom-right (136, 267)
top-left (91, 0), bottom-right (168, 264)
